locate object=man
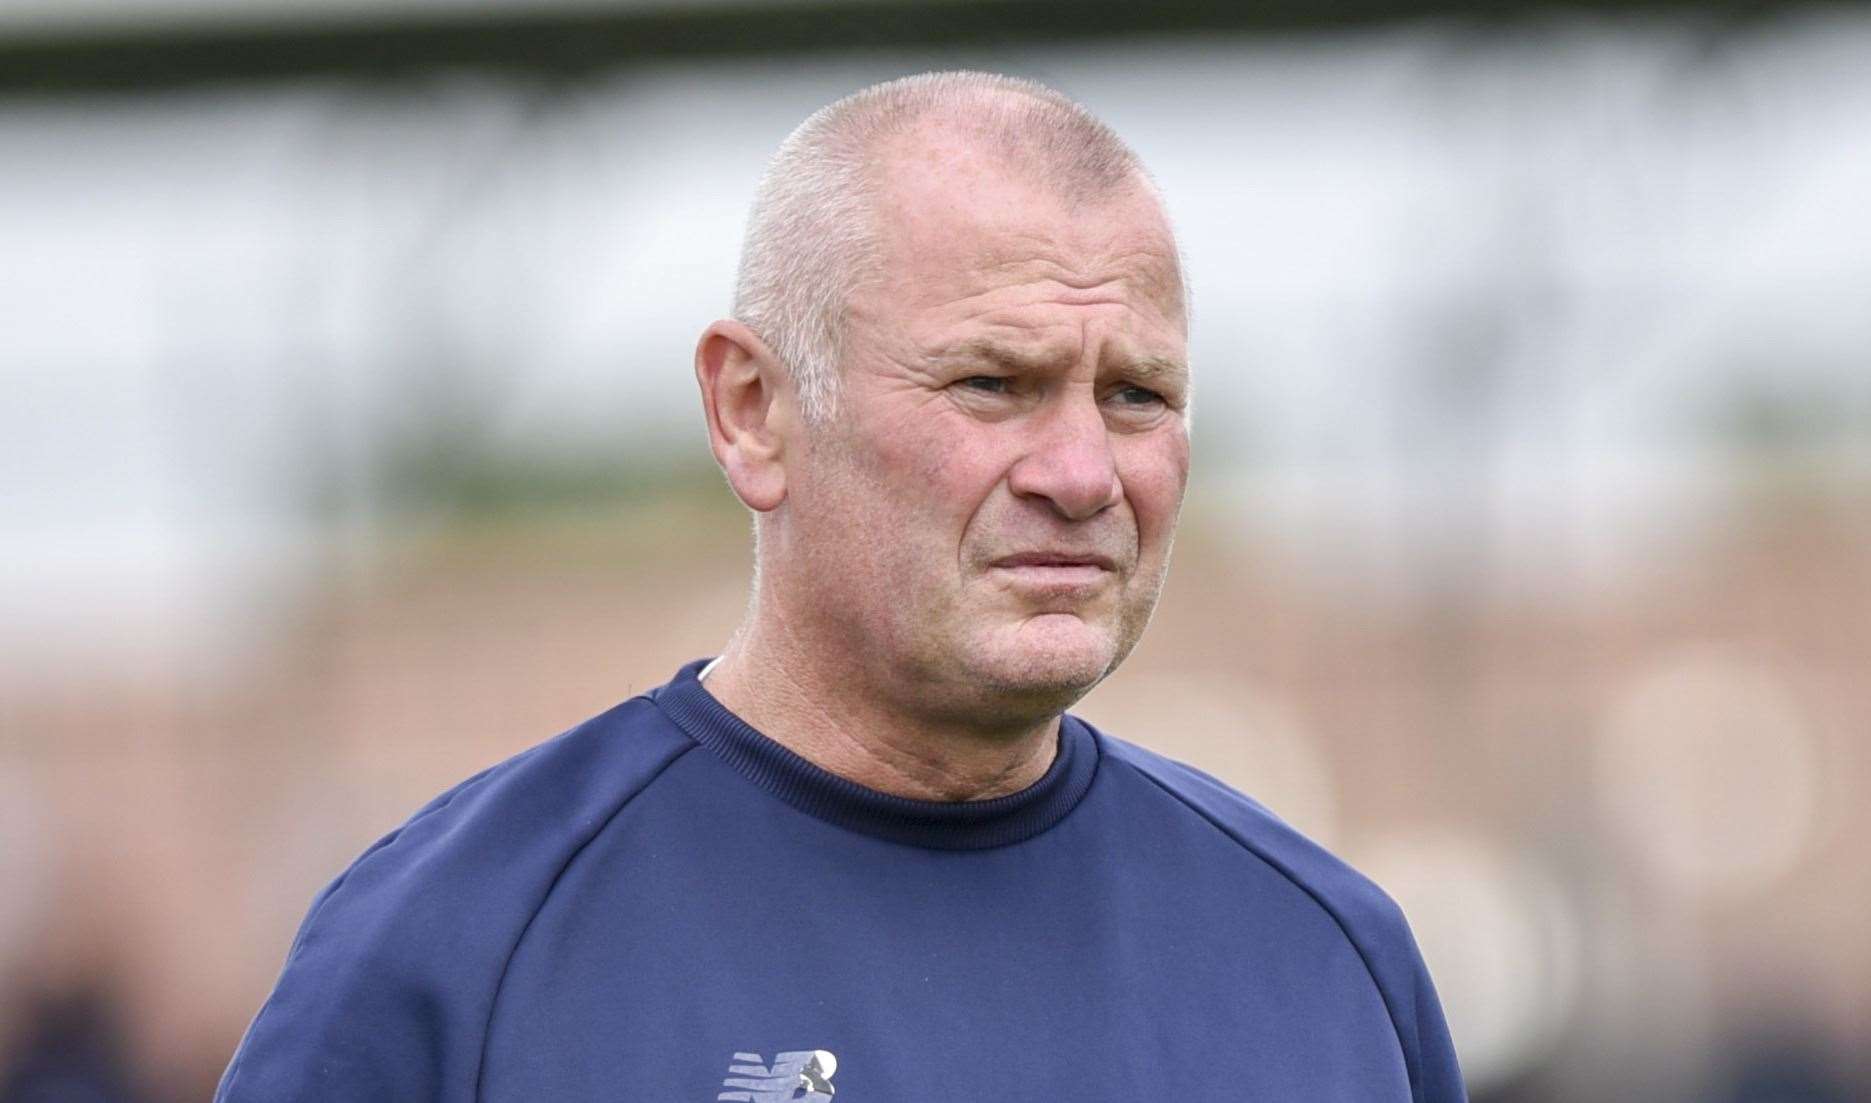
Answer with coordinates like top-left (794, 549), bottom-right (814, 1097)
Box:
top-left (217, 71), bottom-right (1466, 1102)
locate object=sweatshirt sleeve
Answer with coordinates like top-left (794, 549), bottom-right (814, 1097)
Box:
top-left (215, 700), bottom-right (695, 1102)
top-left (214, 772), bottom-right (506, 1102)
top-left (1405, 939), bottom-right (1468, 1103)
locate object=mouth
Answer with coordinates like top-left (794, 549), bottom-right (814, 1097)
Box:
top-left (991, 552), bottom-right (1117, 571)
top-left (987, 552), bottom-right (1118, 591)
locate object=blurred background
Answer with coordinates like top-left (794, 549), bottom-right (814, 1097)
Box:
top-left (3, 1), bottom-right (1869, 1099)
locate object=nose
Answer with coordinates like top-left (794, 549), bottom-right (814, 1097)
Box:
top-left (1006, 393), bottom-right (1123, 521)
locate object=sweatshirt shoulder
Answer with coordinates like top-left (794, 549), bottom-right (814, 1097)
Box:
top-left (1099, 731), bottom-right (1402, 936)
top-left (1095, 729), bottom-right (1468, 1103)
top-left (217, 695), bottom-right (699, 1102)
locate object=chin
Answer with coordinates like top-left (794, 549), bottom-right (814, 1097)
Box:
top-left (969, 615), bottom-right (1123, 706)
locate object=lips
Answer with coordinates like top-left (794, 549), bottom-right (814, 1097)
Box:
top-left (990, 551), bottom-right (1118, 571)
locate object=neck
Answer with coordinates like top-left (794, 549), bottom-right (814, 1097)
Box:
top-left (701, 614), bottom-right (1060, 803)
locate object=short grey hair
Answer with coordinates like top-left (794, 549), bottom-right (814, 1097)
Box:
top-left (732, 71), bottom-right (1170, 424)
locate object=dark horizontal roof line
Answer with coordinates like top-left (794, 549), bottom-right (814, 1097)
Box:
top-left (0, 0), bottom-right (1794, 95)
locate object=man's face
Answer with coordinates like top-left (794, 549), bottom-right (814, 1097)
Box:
top-left (778, 135), bottom-right (1190, 725)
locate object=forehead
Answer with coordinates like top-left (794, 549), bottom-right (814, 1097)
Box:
top-left (862, 128), bottom-right (1186, 326)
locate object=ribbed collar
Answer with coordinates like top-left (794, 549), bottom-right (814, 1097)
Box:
top-left (650, 658), bottom-right (1099, 851)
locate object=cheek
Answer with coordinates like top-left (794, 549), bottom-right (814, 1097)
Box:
top-left (865, 417), bottom-right (1006, 523)
top-left (1120, 431), bottom-right (1190, 537)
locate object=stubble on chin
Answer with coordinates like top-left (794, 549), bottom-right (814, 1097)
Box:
top-left (943, 602), bottom-right (1118, 712)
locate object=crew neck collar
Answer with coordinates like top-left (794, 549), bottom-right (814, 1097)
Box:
top-left (650, 657), bottom-right (1100, 851)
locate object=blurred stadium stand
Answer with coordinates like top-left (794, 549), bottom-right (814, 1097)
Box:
top-left (0, 0), bottom-right (1830, 91)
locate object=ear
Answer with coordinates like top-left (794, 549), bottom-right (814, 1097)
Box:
top-left (694, 319), bottom-right (794, 512)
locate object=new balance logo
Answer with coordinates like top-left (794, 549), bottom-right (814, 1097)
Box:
top-left (718, 1049), bottom-right (838, 1101)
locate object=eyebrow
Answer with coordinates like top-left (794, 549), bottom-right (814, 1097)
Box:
top-left (932, 339), bottom-right (1187, 382)
top-left (1125, 355), bottom-right (1188, 383)
top-left (930, 339), bottom-right (1074, 373)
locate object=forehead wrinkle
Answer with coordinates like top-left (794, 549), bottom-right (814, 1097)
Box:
top-left (870, 180), bottom-right (1185, 332)
top-left (959, 244), bottom-right (1178, 298)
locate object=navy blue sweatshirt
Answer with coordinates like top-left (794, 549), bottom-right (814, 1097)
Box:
top-left (218, 659), bottom-right (1466, 1102)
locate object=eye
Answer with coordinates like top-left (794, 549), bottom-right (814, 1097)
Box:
top-left (958, 375), bottom-right (1011, 394)
top-left (1110, 384), bottom-right (1165, 406)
